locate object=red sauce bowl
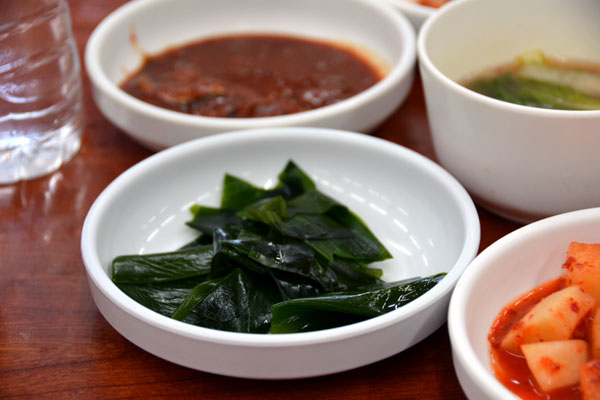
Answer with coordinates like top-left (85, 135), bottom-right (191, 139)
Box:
top-left (85, 0), bottom-right (416, 150)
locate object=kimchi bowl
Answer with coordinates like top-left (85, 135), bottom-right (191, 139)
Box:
top-left (448, 207), bottom-right (600, 399)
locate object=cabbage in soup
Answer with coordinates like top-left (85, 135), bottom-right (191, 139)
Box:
top-left (463, 51), bottom-right (600, 110)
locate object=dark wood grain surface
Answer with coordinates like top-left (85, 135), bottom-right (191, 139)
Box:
top-left (0, 1), bottom-right (522, 398)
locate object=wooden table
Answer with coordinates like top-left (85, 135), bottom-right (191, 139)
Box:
top-left (1, 1), bottom-right (522, 398)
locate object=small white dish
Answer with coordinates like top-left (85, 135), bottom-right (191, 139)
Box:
top-left (386, 0), bottom-right (437, 30)
top-left (81, 127), bottom-right (480, 379)
top-left (85, 0), bottom-right (416, 150)
top-left (448, 207), bottom-right (600, 399)
top-left (418, 0), bottom-right (600, 223)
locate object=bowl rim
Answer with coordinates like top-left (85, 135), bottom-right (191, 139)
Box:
top-left (386, 0), bottom-right (434, 20)
top-left (448, 207), bottom-right (600, 399)
top-left (417, 0), bottom-right (600, 118)
top-left (81, 127), bottom-right (480, 347)
top-left (84, 0), bottom-right (416, 129)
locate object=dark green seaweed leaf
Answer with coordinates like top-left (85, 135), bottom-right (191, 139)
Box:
top-left (237, 196), bottom-right (287, 229)
top-left (277, 160), bottom-right (315, 198)
top-left (269, 273), bottom-right (446, 333)
top-left (326, 258), bottom-right (382, 289)
top-left (220, 160), bottom-right (315, 213)
top-left (246, 241), bottom-right (347, 294)
top-left (214, 238), bottom-right (330, 297)
top-left (240, 204), bottom-right (390, 263)
top-left (171, 277), bottom-right (227, 320)
top-left (247, 242), bottom-right (316, 278)
top-left (112, 246), bottom-right (213, 283)
top-left (281, 214), bottom-right (350, 240)
top-left (176, 268), bottom-right (281, 333)
top-left (178, 234), bottom-right (213, 249)
top-left (270, 309), bottom-right (368, 333)
top-left (116, 276), bottom-right (208, 317)
top-left (221, 174), bottom-right (280, 210)
top-left (287, 189), bottom-right (338, 216)
top-left (287, 189), bottom-right (392, 262)
top-left (186, 206), bottom-right (242, 235)
top-left (318, 205), bottom-right (392, 261)
top-left (210, 239), bottom-right (268, 278)
top-left (289, 190), bottom-right (389, 258)
top-left (268, 269), bottom-right (322, 300)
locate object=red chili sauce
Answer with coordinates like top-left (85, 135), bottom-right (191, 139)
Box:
top-left (120, 34), bottom-right (384, 118)
top-left (489, 277), bottom-right (591, 399)
top-left (417, 0), bottom-right (451, 8)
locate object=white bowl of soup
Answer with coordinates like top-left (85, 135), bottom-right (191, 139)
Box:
top-left (418, 0), bottom-right (600, 223)
top-left (448, 207), bottom-right (600, 399)
top-left (85, 0), bottom-right (416, 150)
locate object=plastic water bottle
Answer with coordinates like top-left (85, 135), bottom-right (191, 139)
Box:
top-left (0, 0), bottom-right (84, 184)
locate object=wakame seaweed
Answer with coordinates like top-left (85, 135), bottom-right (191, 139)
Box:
top-left (270, 274), bottom-right (446, 333)
top-left (112, 161), bottom-right (445, 333)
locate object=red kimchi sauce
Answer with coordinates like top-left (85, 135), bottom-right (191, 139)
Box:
top-left (417, 0), bottom-right (451, 9)
top-left (121, 34), bottom-right (384, 118)
top-left (489, 277), bottom-right (590, 399)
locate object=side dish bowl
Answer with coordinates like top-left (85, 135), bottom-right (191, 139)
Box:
top-left (85, 0), bottom-right (416, 150)
top-left (81, 127), bottom-right (480, 379)
top-left (418, 0), bottom-right (600, 223)
top-left (385, 0), bottom-right (440, 30)
top-left (448, 207), bottom-right (600, 399)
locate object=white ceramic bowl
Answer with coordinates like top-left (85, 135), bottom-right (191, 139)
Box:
top-left (386, 0), bottom-right (438, 30)
top-left (448, 207), bottom-right (600, 399)
top-left (85, 0), bottom-right (416, 150)
top-left (418, 0), bottom-right (600, 223)
top-left (81, 127), bottom-right (480, 379)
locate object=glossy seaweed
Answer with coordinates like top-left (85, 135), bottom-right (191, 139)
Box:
top-left (112, 161), bottom-right (445, 333)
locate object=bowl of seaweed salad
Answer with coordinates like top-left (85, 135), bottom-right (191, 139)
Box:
top-left (113, 160), bottom-right (445, 334)
top-left (81, 127), bottom-right (480, 378)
